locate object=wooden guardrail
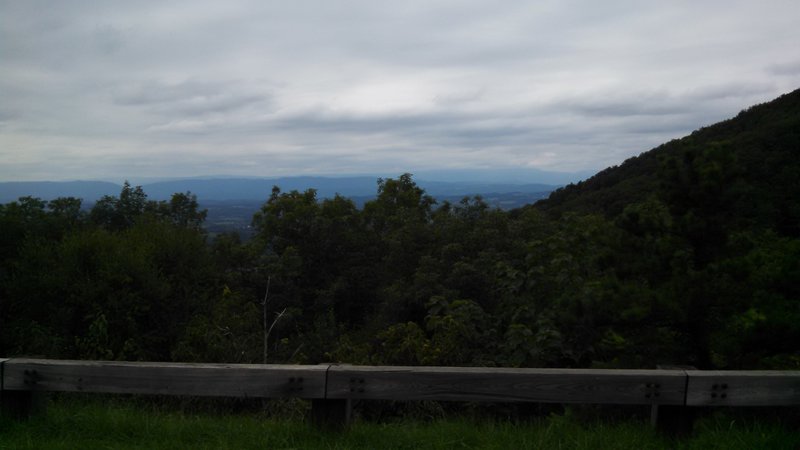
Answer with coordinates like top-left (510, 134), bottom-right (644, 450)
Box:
top-left (2, 358), bottom-right (799, 433)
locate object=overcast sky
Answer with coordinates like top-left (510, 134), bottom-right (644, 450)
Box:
top-left (1, 0), bottom-right (799, 182)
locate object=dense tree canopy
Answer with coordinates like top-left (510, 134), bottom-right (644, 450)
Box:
top-left (2, 89), bottom-right (799, 370)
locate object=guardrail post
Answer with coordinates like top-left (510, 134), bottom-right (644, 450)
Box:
top-left (1, 359), bottom-right (47, 419)
top-left (1, 391), bottom-right (47, 419)
top-left (309, 363), bottom-right (352, 430)
top-left (651, 365), bottom-right (695, 437)
top-left (310, 398), bottom-right (351, 430)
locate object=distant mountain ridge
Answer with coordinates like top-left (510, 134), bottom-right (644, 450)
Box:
top-left (0, 176), bottom-right (561, 204)
top-left (535, 87), bottom-right (800, 223)
top-left (531, 85), bottom-right (800, 272)
top-left (0, 180), bottom-right (121, 204)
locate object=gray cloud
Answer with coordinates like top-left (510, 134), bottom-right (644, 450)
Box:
top-left (566, 99), bottom-right (687, 118)
top-left (93, 25), bottom-right (128, 55)
top-left (0, 109), bottom-right (20, 123)
top-left (114, 80), bottom-right (271, 118)
top-left (768, 61), bottom-right (800, 76)
top-left (1, 0), bottom-right (799, 181)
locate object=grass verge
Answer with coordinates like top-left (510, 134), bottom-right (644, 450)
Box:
top-left (1, 398), bottom-right (798, 449)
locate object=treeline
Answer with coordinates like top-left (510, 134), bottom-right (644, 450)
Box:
top-left (0, 174), bottom-right (796, 369)
top-left (2, 89), bottom-right (799, 370)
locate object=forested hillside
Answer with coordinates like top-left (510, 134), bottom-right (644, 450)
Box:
top-left (1, 89), bottom-right (798, 371)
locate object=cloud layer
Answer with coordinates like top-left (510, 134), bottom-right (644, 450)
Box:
top-left (1, 0), bottom-right (799, 181)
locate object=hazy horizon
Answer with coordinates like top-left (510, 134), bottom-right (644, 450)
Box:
top-left (0, 166), bottom-right (591, 186)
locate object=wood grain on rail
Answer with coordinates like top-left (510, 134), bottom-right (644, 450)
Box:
top-left (326, 365), bottom-right (687, 405)
top-left (2, 359), bottom-right (327, 399)
top-left (685, 370), bottom-right (800, 406)
top-left (5, 359), bottom-right (800, 408)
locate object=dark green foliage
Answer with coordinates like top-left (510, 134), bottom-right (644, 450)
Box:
top-left (532, 88), bottom-right (800, 368)
top-left (2, 89), bottom-right (799, 373)
top-left (1, 184), bottom-right (212, 360)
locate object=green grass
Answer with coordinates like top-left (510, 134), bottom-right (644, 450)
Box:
top-left (1, 400), bottom-right (798, 449)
